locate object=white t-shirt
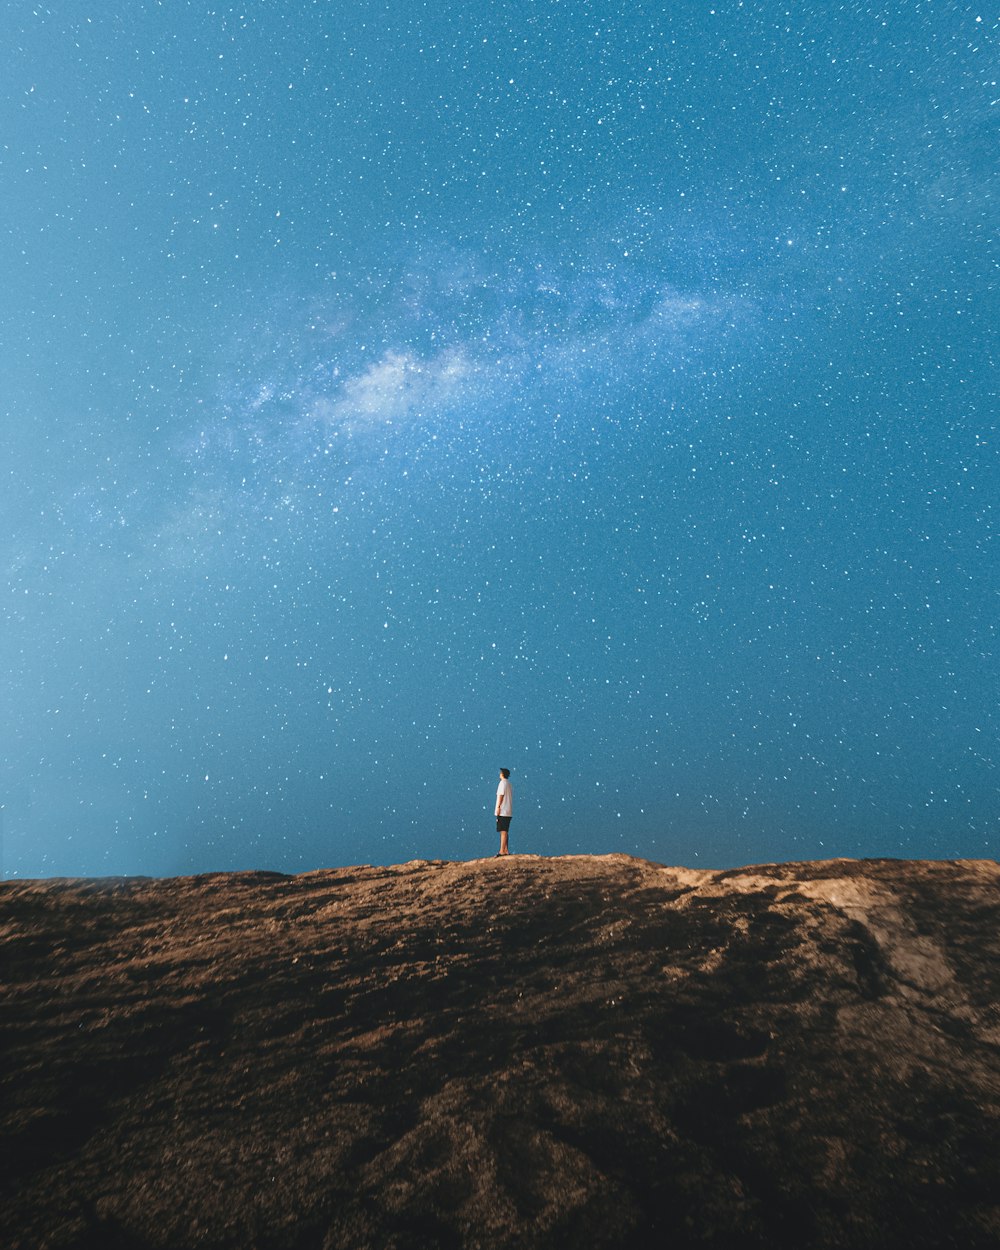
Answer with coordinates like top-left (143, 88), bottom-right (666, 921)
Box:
top-left (496, 777), bottom-right (513, 817)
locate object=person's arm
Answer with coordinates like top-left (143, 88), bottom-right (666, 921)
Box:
top-left (496, 784), bottom-right (503, 816)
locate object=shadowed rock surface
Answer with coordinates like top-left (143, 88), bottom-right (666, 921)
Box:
top-left (2, 854), bottom-right (999, 1249)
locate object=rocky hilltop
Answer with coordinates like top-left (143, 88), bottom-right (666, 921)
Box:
top-left (2, 854), bottom-right (999, 1249)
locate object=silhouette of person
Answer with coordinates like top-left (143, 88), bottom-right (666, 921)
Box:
top-left (495, 767), bottom-right (512, 856)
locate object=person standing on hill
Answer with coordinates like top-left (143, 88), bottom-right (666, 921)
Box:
top-left (495, 767), bottom-right (513, 856)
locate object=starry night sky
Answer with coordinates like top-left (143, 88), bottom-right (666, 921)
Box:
top-left (2, 1), bottom-right (996, 878)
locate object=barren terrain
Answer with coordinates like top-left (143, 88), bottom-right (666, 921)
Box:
top-left (2, 854), bottom-right (999, 1248)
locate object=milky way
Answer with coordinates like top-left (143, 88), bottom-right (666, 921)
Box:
top-left (1, 2), bottom-right (996, 876)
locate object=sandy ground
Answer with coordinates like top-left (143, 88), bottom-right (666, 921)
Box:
top-left (2, 853), bottom-right (999, 1249)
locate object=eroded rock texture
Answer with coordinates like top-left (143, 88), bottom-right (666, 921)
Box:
top-left (2, 855), bottom-right (999, 1249)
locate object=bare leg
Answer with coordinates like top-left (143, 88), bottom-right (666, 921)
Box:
top-left (499, 828), bottom-right (509, 855)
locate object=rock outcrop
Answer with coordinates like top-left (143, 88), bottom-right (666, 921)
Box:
top-left (2, 854), bottom-right (999, 1248)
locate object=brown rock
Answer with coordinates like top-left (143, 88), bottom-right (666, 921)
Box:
top-left (2, 854), bottom-right (999, 1248)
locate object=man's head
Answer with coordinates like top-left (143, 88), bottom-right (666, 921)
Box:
top-left (499, 767), bottom-right (510, 779)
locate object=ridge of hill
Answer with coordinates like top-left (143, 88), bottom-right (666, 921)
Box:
top-left (2, 854), bottom-right (999, 1249)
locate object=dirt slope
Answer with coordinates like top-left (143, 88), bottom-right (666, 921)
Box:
top-left (2, 854), bottom-right (999, 1249)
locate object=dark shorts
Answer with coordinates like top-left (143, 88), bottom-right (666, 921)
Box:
top-left (496, 816), bottom-right (512, 833)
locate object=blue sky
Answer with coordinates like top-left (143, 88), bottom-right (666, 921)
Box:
top-left (1, 1), bottom-right (996, 876)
